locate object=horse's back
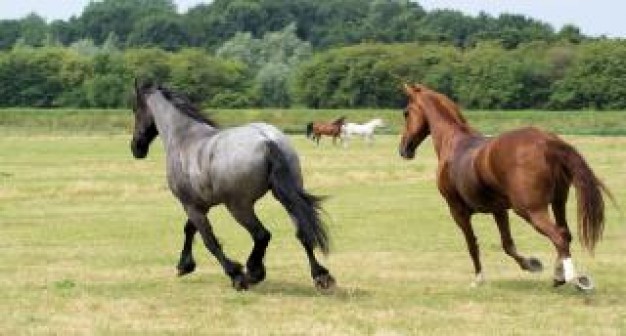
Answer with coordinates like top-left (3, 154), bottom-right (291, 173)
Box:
top-left (197, 123), bottom-right (297, 204)
top-left (482, 127), bottom-right (560, 170)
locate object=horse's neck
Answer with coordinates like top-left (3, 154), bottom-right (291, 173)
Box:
top-left (426, 107), bottom-right (476, 160)
top-left (148, 95), bottom-right (214, 153)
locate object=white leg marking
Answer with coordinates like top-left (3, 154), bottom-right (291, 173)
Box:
top-left (562, 257), bottom-right (576, 282)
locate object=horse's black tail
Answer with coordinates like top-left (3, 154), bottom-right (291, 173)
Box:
top-left (306, 122), bottom-right (313, 138)
top-left (266, 141), bottom-right (330, 254)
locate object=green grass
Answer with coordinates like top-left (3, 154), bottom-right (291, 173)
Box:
top-left (0, 131), bottom-right (625, 334)
top-left (1, 108), bottom-right (625, 135)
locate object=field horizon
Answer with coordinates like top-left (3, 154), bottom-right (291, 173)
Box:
top-left (1, 108), bottom-right (626, 137)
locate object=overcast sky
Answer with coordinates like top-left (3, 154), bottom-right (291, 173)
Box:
top-left (0, 0), bottom-right (624, 38)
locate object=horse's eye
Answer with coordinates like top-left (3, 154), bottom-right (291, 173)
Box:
top-left (403, 109), bottom-right (409, 118)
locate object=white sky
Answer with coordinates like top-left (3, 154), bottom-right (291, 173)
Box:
top-left (0, 0), bottom-right (624, 38)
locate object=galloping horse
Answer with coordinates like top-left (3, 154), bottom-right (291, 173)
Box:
top-left (398, 84), bottom-right (611, 291)
top-left (306, 116), bottom-right (346, 145)
top-left (341, 118), bottom-right (385, 147)
top-left (130, 81), bottom-right (335, 291)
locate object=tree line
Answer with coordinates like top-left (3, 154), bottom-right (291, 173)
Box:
top-left (0, 0), bottom-right (624, 110)
top-left (0, 0), bottom-right (585, 52)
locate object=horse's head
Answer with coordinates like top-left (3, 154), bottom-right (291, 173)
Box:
top-left (399, 84), bottom-right (430, 159)
top-left (332, 116), bottom-right (346, 126)
top-left (130, 79), bottom-right (159, 159)
top-left (372, 118), bottom-right (385, 128)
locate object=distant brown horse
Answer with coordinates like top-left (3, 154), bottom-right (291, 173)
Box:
top-left (306, 116), bottom-right (346, 145)
top-left (399, 84), bottom-right (611, 291)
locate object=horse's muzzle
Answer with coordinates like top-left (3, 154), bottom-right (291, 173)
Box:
top-left (131, 138), bottom-right (149, 159)
top-left (399, 145), bottom-right (415, 159)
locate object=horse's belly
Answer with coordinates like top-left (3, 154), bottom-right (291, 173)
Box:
top-left (208, 162), bottom-right (269, 201)
top-left (458, 185), bottom-right (510, 213)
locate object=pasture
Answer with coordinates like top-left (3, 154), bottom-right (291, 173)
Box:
top-left (0, 116), bottom-right (625, 334)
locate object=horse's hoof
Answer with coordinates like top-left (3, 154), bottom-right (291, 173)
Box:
top-left (573, 275), bottom-right (594, 292)
top-left (553, 279), bottom-right (566, 287)
top-left (246, 266), bottom-right (266, 285)
top-left (232, 274), bottom-right (249, 291)
top-left (177, 261), bottom-right (196, 277)
top-left (314, 273), bottom-right (336, 292)
top-left (524, 257), bottom-right (543, 273)
top-left (470, 272), bottom-right (485, 288)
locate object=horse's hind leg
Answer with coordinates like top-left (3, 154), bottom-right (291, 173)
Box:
top-left (517, 208), bottom-right (579, 287)
top-left (551, 187), bottom-right (573, 286)
top-left (186, 207), bottom-right (248, 290)
top-left (493, 211), bottom-right (543, 273)
top-left (227, 204), bottom-right (271, 285)
top-left (177, 219), bottom-right (197, 276)
top-left (297, 231), bottom-right (335, 291)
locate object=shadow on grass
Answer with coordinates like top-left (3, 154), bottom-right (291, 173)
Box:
top-left (178, 273), bottom-right (371, 300)
top-left (251, 279), bottom-right (370, 300)
top-left (488, 278), bottom-right (548, 293)
top-left (489, 278), bottom-right (602, 304)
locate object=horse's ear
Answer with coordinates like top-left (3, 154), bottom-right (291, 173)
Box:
top-left (402, 83), bottom-right (413, 95)
top-left (403, 83), bottom-right (423, 96)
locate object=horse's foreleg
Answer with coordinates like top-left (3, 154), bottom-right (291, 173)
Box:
top-left (493, 211), bottom-right (543, 273)
top-left (177, 219), bottom-right (197, 276)
top-left (227, 204), bottom-right (271, 285)
top-left (449, 205), bottom-right (483, 286)
top-left (186, 207), bottom-right (248, 290)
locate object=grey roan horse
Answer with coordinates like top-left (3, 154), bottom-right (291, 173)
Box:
top-left (130, 82), bottom-right (335, 291)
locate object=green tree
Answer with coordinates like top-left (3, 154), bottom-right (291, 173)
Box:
top-left (217, 23), bottom-right (311, 106)
top-left (169, 49), bottom-right (248, 105)
top-left (293, 43), bottom-right (461, 108)
top-left (557, 24), bottom-right (584, 44)
top-left (124, 48), bottom-right (172, 84)
top-left (79, 0), bottom-right (177, 44)
top-left (18, 13), bottom-right (48, 47)
top-left (127, 15), bottom-right (190, 51)
top-left (0, 48), bottom-right (66, 107)
top-left (550, 41), bottom-right (626, 109)
top-left (0, 20), bottom-right (22, 50)
top-left (49, 18), bottom-right (82, 46)
top-left (255, 62), bottom-right (291, 107)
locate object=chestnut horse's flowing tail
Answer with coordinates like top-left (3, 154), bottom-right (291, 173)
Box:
top-left (556, 142), bottom-right (611, 253)
top-left (306, 122), bottom-right (314, 138)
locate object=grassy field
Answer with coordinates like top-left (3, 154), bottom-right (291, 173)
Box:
top-left (1, 108), bottom-right (626, 136)
top-left (0, 126), bottom-right (625, 334)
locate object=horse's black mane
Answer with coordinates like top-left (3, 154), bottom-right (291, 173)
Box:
top-left (139, 83), bottom-right (218, 128)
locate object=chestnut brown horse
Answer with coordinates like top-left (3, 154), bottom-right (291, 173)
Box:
top-left (306, 116), bottom-right (346, 145)
top-left (399, 84), bottom-right (611, 291)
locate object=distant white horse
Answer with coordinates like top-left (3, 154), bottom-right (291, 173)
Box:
top-left (341, 118), bottom-right (385, 146)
